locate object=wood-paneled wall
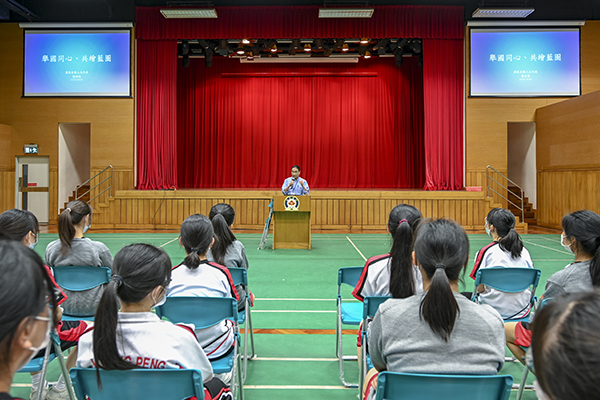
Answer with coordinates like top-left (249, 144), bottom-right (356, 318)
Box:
top-left (536, 89), bottom-right (600, 228)
top-left (91, 190), bottom-right (497, 231)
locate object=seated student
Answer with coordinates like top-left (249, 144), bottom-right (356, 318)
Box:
top-left (0, 241), bottom-right (57, 400)
top-left (167, 215), bottom-right (239, 370)
top-left (0, 209), bottom-right (87, 400)
top-left (206, 204), bottom-right (251, 310)
top-left (364, 219), bottom-right (505, 399)
top-left (353, 204), bottom-right (423, 301)
top-left (505, 210), bottom-right (600, 362)
top-left (76, 244), bottom-right (230, 400)
top-left (45, 200), bottom-right (113, 317)
top-left (469, 208), bottom-right (534, 319)
top-left (531, 291), bottom-right (600, 400)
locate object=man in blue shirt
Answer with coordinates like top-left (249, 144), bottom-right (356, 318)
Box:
top-left (281, 165), bottom-right (309, 195)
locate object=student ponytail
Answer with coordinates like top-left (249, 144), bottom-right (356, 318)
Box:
top-left (561, 210), bottom-right (600, 287)
top-left (387, 204), bottom-right (422, 299)
top-left (209, 204), bottom-right (237, 266)
top-left (93, 244), bottom-right (171, 376)
top-left (414, 219), bottom-right (469, 342)
top-left (487, 208), bottom-right (523, 259)
top-left (58, 200), bottom-right (92, 256)
top-left (180, 214), bottom-right (213, 270)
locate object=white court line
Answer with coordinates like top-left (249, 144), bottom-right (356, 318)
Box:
top-left (522, 240), bottom-right (572, 255)
top-left (159, 236), bottom-right (180, 248)
top-left (244, 385), bottom-right (346, 390)
top-left (253, 357), bottom-right (338, 361)
top-left (346, 236), bottom-right (367, 261)
top-left (11, 384), bottom-right (32, 388)
top-left (253, 310), bottom-right (335, 313)
top-left (259, 298), bottom-right (333, 301)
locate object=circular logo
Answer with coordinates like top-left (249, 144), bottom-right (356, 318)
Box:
top-left (284, 196), bottom-right (299, 211)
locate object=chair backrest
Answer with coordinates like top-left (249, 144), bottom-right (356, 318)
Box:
top-left (375, 372), bottom-right (513, 400)
top-left (363, 296), bottom-right (391, 319)
top-left (338, 266), bottom-right (363, 288)
top-left (156, 296), bottom-right (238, 330)
top-left (70, 368), bottom-right (204, 400)
top-left (229, 267), bottom-right (248, 287)
top-left (51, 266), bottom-right (111, 291)
top-left (474, 267), bottom-right (541, 293)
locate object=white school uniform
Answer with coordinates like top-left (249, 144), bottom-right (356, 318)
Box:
top-left (470, 242), bottom-right (534, 319)
top-left (352, 254), bottom-right (423, 301)
top-left (77, 312), bottom-right (214, 382)
top-left (168, 260), bottom-right (239, 360)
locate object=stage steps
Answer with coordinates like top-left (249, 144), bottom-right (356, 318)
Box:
top-left (507, 186), bottom-right (537, 226)
top-left (59, 185), bottom-right (90, 214)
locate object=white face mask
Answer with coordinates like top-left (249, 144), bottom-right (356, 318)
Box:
top-left (484, 218), bottom-right (492, 238)
top-left (561, 234), bottom-right (573, 253)
top-left (83, 224), bottom-right (91, 234)
top-left (28, 232), bottom-right (38, 250)
top-left (19, 314), bottom-right (52, 370)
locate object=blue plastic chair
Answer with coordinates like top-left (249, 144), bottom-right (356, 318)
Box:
top-left (19, 330), bottom-right (76, 400)
top-left (228, 267), bottom-right (255, 382)
top-left (359, 296), bottom-right (391, 392)
top-left (70, 368), bottom-right (204, 400)
top-left (51, 266), bottom-right (111, 320)
top-left (336, 266), bottom-right (364, 388)
top-left (471, 267), bottom-right (542, 323)
top-left (157, 296), bottom-right (243, 400)
top-left (374, 371), bottom-right (513, 400)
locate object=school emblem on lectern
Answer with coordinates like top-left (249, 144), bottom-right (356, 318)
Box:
top-left (284, 196), bottom-right (299, 211)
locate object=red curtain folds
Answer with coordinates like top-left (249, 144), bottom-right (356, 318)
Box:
top-left (136, 6), bottom-right (464, 40)
top-left (176, 57), bottom-right (424, 189)
top-left (136, 40), bottom-right (178, 190)
top-left (422, 39), bottom-right (464, 190)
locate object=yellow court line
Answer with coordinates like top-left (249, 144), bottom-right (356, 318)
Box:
top-left (346, 236), bottom-right (367, 262)
top-left (159, 236), bottom-right (180, 248)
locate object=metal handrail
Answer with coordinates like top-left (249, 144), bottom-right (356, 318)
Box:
top-left (486, 165), bottom-right (524, 223)
top-left (76, 165), bottom-right (113, 203)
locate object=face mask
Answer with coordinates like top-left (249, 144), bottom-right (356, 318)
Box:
top-left (28, 232), bottom-right (38, 250)
top-left (19, 314), bottom-right (52, 370)
top-left (83, 224), bottom-right (91, 234)
top-left (485, 226), bottom-right (491, 237)
top-left (151, 288), bottom-right (167, 309)
top-left (561, 234), bottom-right (573, 253)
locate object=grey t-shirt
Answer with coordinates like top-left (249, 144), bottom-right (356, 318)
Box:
top-left (207, 240), bottom-right (249, 310)
top-left (542, 260), bottom-right (594, 299)
top-left (45, 237), bottom-right (113, 316)
top-left (369, 292), bottom-right (505, 375)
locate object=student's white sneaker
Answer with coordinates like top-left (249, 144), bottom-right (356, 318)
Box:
top-left (45, 385), bottom-right (71, 400)
top-left (28, 384), bottom-right (48, 400)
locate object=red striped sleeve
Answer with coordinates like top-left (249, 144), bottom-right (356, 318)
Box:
top-left (45, 265), bottom-right (67, 305)
top-left (176, 323), bottom-right (197, 339)
top-left (207, 261), bottom-right (240, 302)
top-left (469, 242), bottom-right (498, 280)
top-left (352, 254), bottom-right (390, 302)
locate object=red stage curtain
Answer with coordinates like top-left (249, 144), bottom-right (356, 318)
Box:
top-left (136, 40), bottom-right (179, 190)
top-left (422, 39), bottom-right (464, 190)
top-left (177, 57), bottom-right (424, 189)
top-left (136, 6), bottom-right (464, 41)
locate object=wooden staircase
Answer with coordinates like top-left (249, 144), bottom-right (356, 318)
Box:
top-left (60, 185), bottom-right (90, 214)
top-left (507, 186), bottom-right (537, 226)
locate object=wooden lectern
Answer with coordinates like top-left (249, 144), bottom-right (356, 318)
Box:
top-left (272, 195), bottom-right (311, 250)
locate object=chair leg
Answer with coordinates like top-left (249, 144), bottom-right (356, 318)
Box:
top-left (335, 302), bottom-right (341, 359)
top-left (337, 316), bottom-right (358, 388)
top-left (35, 337), bottom-right (55, 400)
top-left (247, 303), bottom-right (255, 359)
top-left (52, 340), bottom-right (76, 400)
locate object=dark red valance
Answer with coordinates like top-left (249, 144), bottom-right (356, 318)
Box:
top-left (135, 5), bottom-right (464, 40)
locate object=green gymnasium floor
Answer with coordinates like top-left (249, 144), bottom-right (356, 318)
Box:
top-left (12, 232), bottom-right (571, 399)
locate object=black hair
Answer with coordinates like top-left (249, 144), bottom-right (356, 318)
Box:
top-left (413, 219), bottom-right (469, 342)
top-left (209, 204), bottom-right (237, 266)
top-left (562, 210), bottom-right (600, 287)
top-left (93, 244), bottom-right (171, 373)
top-left (0, 209), bottom-right (39, 242)
top-left (291, 165), bottom-right (301, 172)
top-left (0, 241), bottom-right (57, 368)
top-left (387, 204), bottom-right (422, 299)
top-left (487, 208), bottom-right (523, 259)
top-left (58, 200), bottom-right (92, 256)
top-left (532, 291), bottom-right (600, 400)
top-left (180, 214), bottom-right (214, 270)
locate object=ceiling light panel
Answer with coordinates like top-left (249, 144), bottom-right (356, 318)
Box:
top-left (472, 8), bottom-right (534, 18)
top-left (319, 8), bottom-right (374, 18)
top-left (160, 9), bottom-right (218, 19)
